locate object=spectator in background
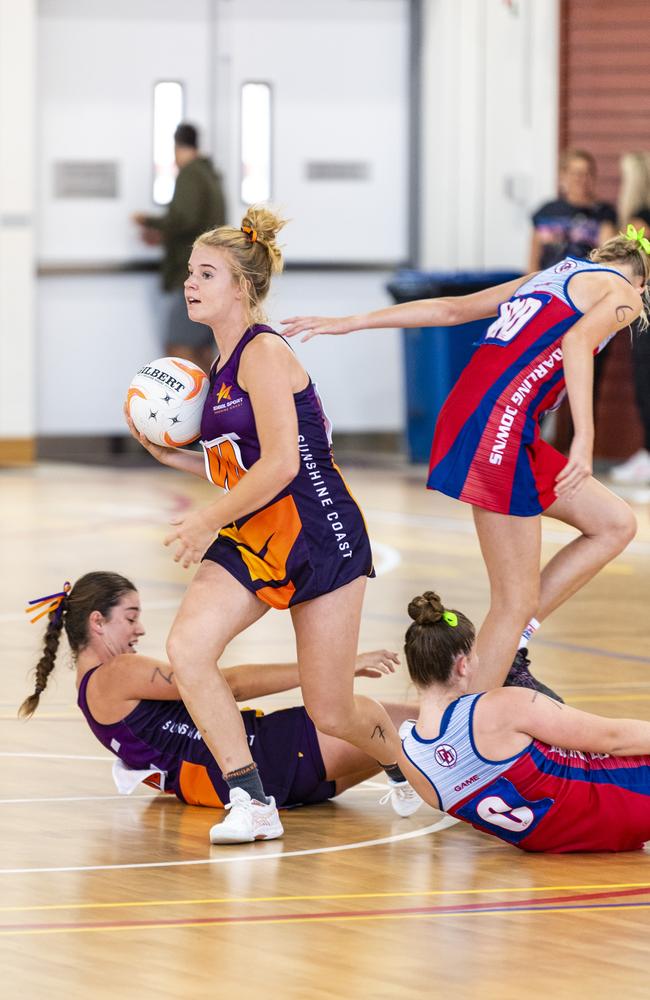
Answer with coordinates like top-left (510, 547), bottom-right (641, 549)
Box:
top-left (133, 123), bottom-right (226, 371)
top-left (610, 152), bottom-right (650, 485)
top-left (528, 149), bottom-right (617, 272)
top-left (529, 149), bottom-right (617, 443)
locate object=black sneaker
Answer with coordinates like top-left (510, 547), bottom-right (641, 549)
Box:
top-left (504, 648), bottom-right (564, 703)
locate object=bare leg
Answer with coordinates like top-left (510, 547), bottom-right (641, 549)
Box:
top-left (316, 702), bottom-right (417, 793)
top-left (536, 477), bottom-right (636, 621)
top-left (291, 577), bottom-right (404, 768)
top-left (472, 507), bottom-right (542, 687)
top-left (166, 561), bottom-right (268, 775)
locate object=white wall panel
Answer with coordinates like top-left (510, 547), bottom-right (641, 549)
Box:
top-left (37, 271), bottom-right (402, 434)
top-left (0, 0), bottom-right (36, 443)
top-left (421, 0), bottom-right (558, 272)
top-left (37, 0), bottom-right (212, 263)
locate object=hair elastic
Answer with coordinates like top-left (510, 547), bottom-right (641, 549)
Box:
top-left (241, 225), bottom-right (258, 243)
top-left (442, 610), bottom-right (458, 627)
top-left (25, 582), bottom-right (71, 624)
top-left (625, 223), bottom-right (650, 254)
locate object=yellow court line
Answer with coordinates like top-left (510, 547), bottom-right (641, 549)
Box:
top-left (3, 903), bottom-right (650, 937)
top-left (2, 880), bottom-right (650, 914)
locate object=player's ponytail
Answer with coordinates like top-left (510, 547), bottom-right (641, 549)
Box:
top-left (195, 206), bottom-right (287, 323)
top-left (404, 591), bottom-right (475, 688)
top-left (18, 613), bottom-right (66, 719)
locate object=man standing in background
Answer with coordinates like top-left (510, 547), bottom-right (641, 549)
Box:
top-left (133, 122), bottom-right (226, 371)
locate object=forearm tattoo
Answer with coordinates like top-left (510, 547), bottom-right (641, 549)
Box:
top-left (150, 666), bottom-right (174, 685)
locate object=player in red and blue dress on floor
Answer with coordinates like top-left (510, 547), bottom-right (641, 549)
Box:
top-left (282, 233), bottom-right (650, 697)
top-left (20, 573), bottom-right (415, 815)
top-left (125, 207), bottom-right (419, 844)
top-left (398, 591), bottom-right (650, 853)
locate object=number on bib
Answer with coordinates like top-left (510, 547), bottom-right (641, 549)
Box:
top-left (480, 294), bottom-right (549, 346)
top-left (455, 776), bottom-right (553, 845)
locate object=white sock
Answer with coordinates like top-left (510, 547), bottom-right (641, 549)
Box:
top-left (518, 618), bottom-right (540, 649)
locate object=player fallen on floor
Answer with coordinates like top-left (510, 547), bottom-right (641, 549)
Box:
top-left (399, 590), bottom-right (650, 853)
top-left (20, 572), bottom-right (422, 842)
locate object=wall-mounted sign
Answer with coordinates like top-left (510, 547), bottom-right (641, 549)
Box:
top-left (54, 161), bottom-right (119, 198)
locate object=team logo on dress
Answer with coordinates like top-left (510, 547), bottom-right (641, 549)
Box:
top-left (217, 382), bottom-right (233, 403)
top-left (435, 744), bottom-right (457, 767)
top-left (555, 259), bottom-right (577, 273)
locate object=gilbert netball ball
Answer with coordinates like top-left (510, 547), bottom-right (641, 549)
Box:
top-left (126, 357), bottom-right (209, 447)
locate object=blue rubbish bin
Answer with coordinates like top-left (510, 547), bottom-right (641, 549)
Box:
top-left (387, 270), bottom-right (522, 463)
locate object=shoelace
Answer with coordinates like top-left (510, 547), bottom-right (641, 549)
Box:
top-left (378, 784), bottom-right (413, 805)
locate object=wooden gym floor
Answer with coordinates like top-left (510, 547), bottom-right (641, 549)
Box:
top-left (1, 459), bottom-right (649, 999)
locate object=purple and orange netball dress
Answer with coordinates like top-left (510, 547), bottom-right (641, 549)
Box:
top-left (199, 325), bottom-right (373, 609)
top-left (427, 257), bottom-right (631, 516)
top-left (78, 668), bottom-right (336, 808)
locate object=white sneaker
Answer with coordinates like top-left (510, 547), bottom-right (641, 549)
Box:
top-left (209, 787), bottom-right (284, 844)
top-left (379, 778), bottom-right (423, 818)
top-left (610, 449), bottom-right (650, 485)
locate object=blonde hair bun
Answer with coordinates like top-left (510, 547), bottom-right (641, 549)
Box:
top-left (241, 205), bottom-right (287, 275)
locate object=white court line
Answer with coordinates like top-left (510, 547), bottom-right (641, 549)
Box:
top-left (366, 507), bottom-right (650, 554)
top-left (0, 752), bottom-right (109, 761)
top-left (0, 815), bottom-right (458, 876)
top-left (0, 794), bottom-right (144, 805)
top-left (0, 542), bottom-right (401, 624)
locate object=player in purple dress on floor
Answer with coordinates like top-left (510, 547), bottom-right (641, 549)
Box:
top-left (282, 233), bottom-right (650, 699)
top-left (124, 207), bottom-right (419, 843)
top-left (20, 572), bottom-right (417, 815)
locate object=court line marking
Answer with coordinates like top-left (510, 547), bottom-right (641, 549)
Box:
top-left (0, 541), bottom-right (401, 626)
top-left (0, 752), bottom-right (109, 760)
top-left (367, 506), bottom-right (650, 555)
top-left (4, 903), bottom-right (650, 937)
top-left (0, 794), bottom-right (151, 805)
top-left (0, 814), bottom-right (458, 876)
top-left (3, 879), bottom-right (650, 915)
top-left (2, 887), bottom-right (650, 937)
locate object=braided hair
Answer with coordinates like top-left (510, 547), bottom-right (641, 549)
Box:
top-left (19, 571), bottom-right (136, 719)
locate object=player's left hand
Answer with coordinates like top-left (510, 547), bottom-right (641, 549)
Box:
top-left (354, 649), bottom-right (400, 678)
top-left (554, 438), bottom-right (593, 500)
top-left (164, 509), bottom-right (220, 569)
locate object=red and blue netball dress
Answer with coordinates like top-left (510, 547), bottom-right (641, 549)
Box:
top-left (427, 257), bottom-right (631, 515)
top-left (200, 324), bottom-right (373, 609)
top-left (401, 695), bottom-right (650, 852)
top-left (78, 668), bottom-right (335, 807)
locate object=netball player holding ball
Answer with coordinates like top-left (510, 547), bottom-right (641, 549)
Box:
top-left (124, 208), bottom-right (419, 844)
top-left (283, 232), bottom-right (650, 699)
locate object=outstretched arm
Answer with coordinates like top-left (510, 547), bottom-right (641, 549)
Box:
top-left (224, 649), bottom-right (399, 701)
top-left (90, 649), bottom-right (399, 707)
top-left (281, 275), bottom-right (531, 343)
top-left (487, 687), bottom-right (650, 757)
